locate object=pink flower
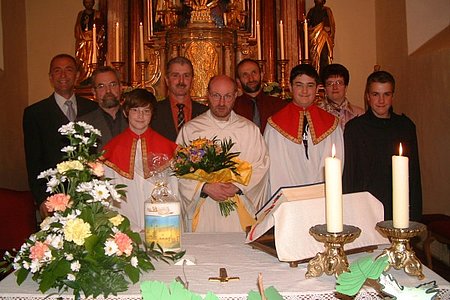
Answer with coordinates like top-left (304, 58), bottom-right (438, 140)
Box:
top-left (29, 241), bottom-right (49, 261)
top-left (114, 232), bottom-right (133, 257)
top-left (45, 193), bottom-right (71, 212)
top-left (88, 161), bottom-right (105, 177)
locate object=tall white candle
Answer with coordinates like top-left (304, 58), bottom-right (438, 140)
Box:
top-left (256, 21), bottom-right (262, 60)
top-left (139, 22), bottom-right (145, 61)
top-left (224, 13), bottom-right (227, 26)
top-left (325, 144), bottom-right (343, 233)
top-left (92, 24), bottom-right (97, 64)
top-left (115, 22), bottom-right (120, 61)
top-left (392, 143), bottom-right (409, 228)
top-left (304, 18), bottom-right (309, 60)
top-left (279, 20), bottom-right (285, 60)
top-left (242, 0), bottom-right (245, 11)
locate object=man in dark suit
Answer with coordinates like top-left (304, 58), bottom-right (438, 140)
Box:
top-left (234, 58), bottom-right (288, 134)
top-left (78, 66), bottom-right (127, 151)
top-left (23, 54), bottom-right (98, 216)
top-left (151, 56), bottom-right (208, 141)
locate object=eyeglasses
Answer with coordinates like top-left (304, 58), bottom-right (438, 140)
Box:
top-left (325, 80), bottom-right (345, 87)
top-left (129, 107), bottom-right (152, 116)
top-left (209, 93), bottom-right (234, 102)
top-left (95, 82), bottom-right (120, 91)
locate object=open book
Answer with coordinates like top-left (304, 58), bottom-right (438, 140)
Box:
top-left (256, 182), bottom-right (325, 220)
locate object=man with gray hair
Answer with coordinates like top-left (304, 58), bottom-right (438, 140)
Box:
top-left (78, 66), bottom-right (128, 150)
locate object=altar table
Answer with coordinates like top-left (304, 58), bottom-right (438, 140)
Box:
top-left (0, 233), bottom-right (449, 300)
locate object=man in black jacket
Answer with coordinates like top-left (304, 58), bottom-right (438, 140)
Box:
top-left (23, 54), bottom-right (98, 217)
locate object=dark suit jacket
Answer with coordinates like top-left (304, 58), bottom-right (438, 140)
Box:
top-left (151, 98), bottom-right (208, 141)
top-left (23, 94), bottom-right (98, 205)
top-left (77, 107), bottom-right (128, 152)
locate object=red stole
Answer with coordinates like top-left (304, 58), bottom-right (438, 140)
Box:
top-left (101, 127), bottom-right (177, 179)
top-left (267, 102), bottom-right (339, 145)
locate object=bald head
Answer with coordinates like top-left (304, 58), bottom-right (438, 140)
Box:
top-left (207, 75), bottom-right (237, 121)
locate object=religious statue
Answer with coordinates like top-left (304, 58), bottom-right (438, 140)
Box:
top-left (307, 0), bottom-right (335, 74)
top-left (74, 0), bottom-right (105, 85)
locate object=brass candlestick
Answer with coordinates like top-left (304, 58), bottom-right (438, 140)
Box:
top-left (300, 58), bottom-right (311, 65)
top-left (306, 224), bottom-right (361, 278)
top-left (111, 61), bottom-right (125, 73)
top-left (136, 61), bottom-right (149, 88)
top-left (277, 59), bottom-right (289, 100)
top-left (375, 220), bottom-right (426, 279)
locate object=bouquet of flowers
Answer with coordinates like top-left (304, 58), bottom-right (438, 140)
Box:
top-left (172, 137), bottom-right (252, 216)
top-left (0, 122), bottom-right (182, 299)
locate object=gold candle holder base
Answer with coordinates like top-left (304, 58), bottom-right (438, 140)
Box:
top-left (277, 59), bottom-right (289, 100)
top-left (300, 59), bottom-right (311, 65)
top-left (375, 220), bottom-right (426, 279)
top-left (111, 61), bottom-right (125, 73)
top-left (306, 224), bottom-right (361, 278)
top-left (136, 61), bottom-right (149, 88)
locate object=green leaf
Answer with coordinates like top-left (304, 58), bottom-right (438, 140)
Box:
top-left (247, 286), bottom-right (282, 300)
top-left (336, 255), bottom-right (389, 296)
top-left (15, 267), bottom-right (30, 285)
top-left (124, 264), bottom-right (140, 283)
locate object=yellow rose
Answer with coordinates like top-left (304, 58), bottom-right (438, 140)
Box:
top-left (57, 160), bottom-right (84, 174)
top-left (109, 214), bottom-right (125, 226)
top-left (64, 218), bottom-right (92, 246)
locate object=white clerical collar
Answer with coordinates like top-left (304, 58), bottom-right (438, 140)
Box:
top-left (207, 110), bottom-right (237, 129)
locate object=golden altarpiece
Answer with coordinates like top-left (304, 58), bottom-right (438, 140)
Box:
top-left (85, 0), bottom-right (308, 101)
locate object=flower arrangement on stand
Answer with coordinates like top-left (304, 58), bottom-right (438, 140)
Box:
top-left (172, 137), bottom-right (251, 217)
top-left (0, 122), bottom-right (182, 298)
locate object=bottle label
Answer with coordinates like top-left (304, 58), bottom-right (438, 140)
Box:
top-left (144, 202), bottom-right (181, 251)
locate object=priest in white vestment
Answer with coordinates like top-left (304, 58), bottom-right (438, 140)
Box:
top-left (177, 75), bottom-right (270, 232)
top-left (265, 64), bottom-right (344, 195)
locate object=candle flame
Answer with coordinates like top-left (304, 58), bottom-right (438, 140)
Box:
top-left (399, 143), bottom-right (403, 156)
top-left (331, 144), bottom-right (336, 158)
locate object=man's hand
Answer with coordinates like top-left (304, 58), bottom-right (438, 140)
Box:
top-left (202, 183), bottom-right (240, 202)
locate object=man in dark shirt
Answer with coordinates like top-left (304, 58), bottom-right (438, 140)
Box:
top-left (78, 66), bottom-right (128, 150)
top-left (234, 59), bottom-right (287, 134)
top-left (343, 70), bottom-right (422, 221)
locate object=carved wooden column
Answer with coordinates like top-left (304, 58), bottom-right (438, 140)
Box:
top-left (260, 0), bottom-right (276, 82)
top-left (281, 0), bottom-right (305, 73)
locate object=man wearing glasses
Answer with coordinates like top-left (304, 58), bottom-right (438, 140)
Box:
top-left (265, 64), bottom-right (343, 194)
top-left (78, 66), bottom-right (128, 150)
top-left (318, 63), bottom-right (364, 129)
top-left (177, 75), bottom-right (270, 232)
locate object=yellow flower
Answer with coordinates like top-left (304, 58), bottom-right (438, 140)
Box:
top-left (64, 218), bottom-right (92, 246)
top-left (109, 214), bottom-right (125, 226)
top-left (57, 160), bottom-right (84, 174)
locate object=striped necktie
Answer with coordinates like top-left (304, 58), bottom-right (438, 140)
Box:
top-left (65, 100), bottom-right (76, 122)
top-left (176, 103), bottom-right (185, 130)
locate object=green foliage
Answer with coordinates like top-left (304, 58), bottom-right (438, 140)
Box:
top-left (141, 280), bottom-right (220, 300)
top-left (336, 255), bottom-right (389, 296)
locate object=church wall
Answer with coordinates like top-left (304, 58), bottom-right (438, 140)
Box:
top-left (26, 0), bottom-right (82, 105)
top-left (0, 0), bottom-right (29, 191)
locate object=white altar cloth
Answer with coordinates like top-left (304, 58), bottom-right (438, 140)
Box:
top-left (0, 233), bottom-right (449, 300)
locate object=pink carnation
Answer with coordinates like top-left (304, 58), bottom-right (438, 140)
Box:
top-left (114, 232), bottom-right (133, 257)
top-left (88, 161), bottom-right (105, 177)
top-left (45, 193), bottom-right (71, 212)
top-left (29, 241), bottom-right (49, 261)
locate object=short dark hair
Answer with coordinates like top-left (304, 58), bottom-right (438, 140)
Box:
top-left (236, 58), bottom-right (261, 79)
top-left (320, 63), bottom-right (350, 85)
top-left (91, 66), bottom-right (121, 85)
top-left (289, 64), bottom-right (320, 85)
top-left (166, 56), bottom-right (194, 76)
top-left (49, 54), bottom-right (77, 73)
top-left (366, 70), bottom-right (395, 93)
top-left (123, 88), bottom-right (157, 116)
